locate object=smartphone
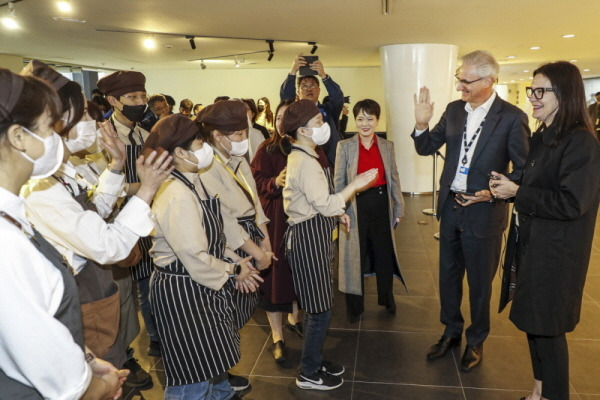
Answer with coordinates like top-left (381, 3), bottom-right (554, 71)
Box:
top-left (299, 55), bottom-right (319, 75)
top-left (453, 190), bottom-right (476, 197)
top-left (488, 173), bottom-right (501, 181)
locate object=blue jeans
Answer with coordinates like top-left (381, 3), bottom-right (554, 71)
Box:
top-left (301, 309), bottom-right (332, 375)
top-left (164, 374), bottom-right (235, 400)
top-left (137, 276), bottom-right (159, 342)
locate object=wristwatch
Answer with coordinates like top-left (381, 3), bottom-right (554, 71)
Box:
top-left (233, 263), bottom-right (242, 276)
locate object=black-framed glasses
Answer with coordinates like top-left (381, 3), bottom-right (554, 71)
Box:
top-left (454, 74), bottom-right (485, 85)
top-left (526, 87), bottom-right (555, 100)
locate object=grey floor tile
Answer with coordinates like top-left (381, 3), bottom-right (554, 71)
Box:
top-left (359, 294), bottom-right (443, 333)
top-left (240, 375), bottom-right (353, 400)
top-left (352, 382), bottom-right (465, 400)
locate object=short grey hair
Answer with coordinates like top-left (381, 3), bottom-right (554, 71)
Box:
top-left (461, 50), bottom-right (499, 80)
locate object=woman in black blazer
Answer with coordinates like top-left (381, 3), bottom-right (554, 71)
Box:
top-left (492, 61), bottom-right (600, 400)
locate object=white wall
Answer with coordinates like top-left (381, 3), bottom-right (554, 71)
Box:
top-left (143, 66), bottom-right (386, 132)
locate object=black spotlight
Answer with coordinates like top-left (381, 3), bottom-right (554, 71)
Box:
top-left (200, 61), bottom-right (206, 70)
top-left (267, 51), bottom-right (274, 61)
top-left (186, 36), bottom-right (196, 50)
top-left (266, 39), bottom-right (274, 53)
top-left (309, 42), bottom-right (318, 54)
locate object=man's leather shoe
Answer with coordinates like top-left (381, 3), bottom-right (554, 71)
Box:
top-left (460, 344), bottom-right (483, 372)
top-left (426, 335), bottom-right (461, 360)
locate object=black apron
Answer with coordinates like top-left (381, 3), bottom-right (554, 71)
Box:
top-left (0, 219), bottom-right (84, 398)
top-left (150, 171), bottom-right (240, 386)
top-left (115, 118), bottom-right (153, 282)
top-left (284, 147), bottom-right (337, 313)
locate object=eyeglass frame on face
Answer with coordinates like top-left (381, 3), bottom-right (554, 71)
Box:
top-left (454, 74), bottom-right (487, 86)
top-left (526, 87), bottom-right (555, 100)
top-left (300, 83), bottom-right (318, 91)
top-left (120, 94), bottom-right (149, 102)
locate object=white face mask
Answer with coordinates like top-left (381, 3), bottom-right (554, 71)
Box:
top-left (184, 143), bottom-right (214, 170)
top-left (19, 127), bottom-right (64, 179)
top-left (305, 122), bottom-right (331, 146)
top-left (64, 120), bottom-right (97, 153)
top-left (223, 135), bottom-right (249, 157)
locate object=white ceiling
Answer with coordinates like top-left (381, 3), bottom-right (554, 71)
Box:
top-left (1, 0), bottom-right (599, 83)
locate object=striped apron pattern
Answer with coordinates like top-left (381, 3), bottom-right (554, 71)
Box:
top-left (119, 124), bottom-right (153, 282)
top-left (150, 171), bottom-right (240, 385)
top-left (285, 152), bottom-right (337, 314)
top-left (232, 215), bottom-right (264, 330)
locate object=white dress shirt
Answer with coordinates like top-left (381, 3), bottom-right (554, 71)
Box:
top-left (21, 166), bottom-right (154, 273)
top-left (0, 187), bottom-right (91, 399)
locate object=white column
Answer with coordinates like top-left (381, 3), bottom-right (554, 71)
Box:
top-left (380, 44), bottom-right (458, 193)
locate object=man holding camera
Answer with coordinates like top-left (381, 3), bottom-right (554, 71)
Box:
top-left (280, 54), bottom-right (344, 165)
top-left (411, 50), bottom-right (530, 372)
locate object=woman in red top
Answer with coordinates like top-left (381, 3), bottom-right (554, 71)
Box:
top-left (334, 99), bottom-right (406, 322)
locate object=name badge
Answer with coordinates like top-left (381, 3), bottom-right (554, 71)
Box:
top-left (455, 166), bottom-right (469, 191)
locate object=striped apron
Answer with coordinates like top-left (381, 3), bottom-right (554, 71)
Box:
top-left (232, 215), bottom-right (264, 330)
top-left (150, 171), bottom-right (240, 386)
top-left (285, 149), bottom-right (337, 314)
top-left (118, 122), bottom-right (153, 282)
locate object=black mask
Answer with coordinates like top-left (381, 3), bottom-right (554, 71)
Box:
top-left (119, 103), bottom-right (147, 122)
top-left (257, 105), bottom-right (265, 112)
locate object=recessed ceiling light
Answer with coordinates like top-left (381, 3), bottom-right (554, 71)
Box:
top-left (570, 59), bottom-right (578, 63)
top-left (52, 16), bottom-right (86, 23)
top-left (511, 80), bottom-right (516, 83)
top-left (507, 55), bottom-right (516, 59)
top-left (523, 70), bottom-right (529, 73)
top-left (57, 1), bottom-right (72, 12)
top-left (2, 2), bottom-right (19, 30)
top-left (584, 69), bottom-right (590, 72)
top-left (143, 37), bottom-right (156, 49)
top-left (562, 34), bottom-right (575, 38)
top-left (530, 46), bottom-right (541, 50)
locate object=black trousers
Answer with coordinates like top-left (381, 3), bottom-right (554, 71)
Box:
top-left (345, 185), bottom-right (396, 317)
top-left (527, 333), bottom-right (569, 400)
top-left (438, 196), bottom-right (502, 346)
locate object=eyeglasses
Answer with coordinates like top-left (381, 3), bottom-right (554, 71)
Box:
top-left (120, 94), bottom-right (148, 102)
top-left (454, 75), bottom-right (486, 85)
top-left (300, 84), bottom-right (318, 90)
top-left (526, 87), bottom-right (555, 100)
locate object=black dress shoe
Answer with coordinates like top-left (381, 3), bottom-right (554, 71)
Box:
top-left (272, 340), bottom-right (287, 363)
top-left (386, 302), bottom-right (396, 315)
top-left (286, 322), bottom-right (304, 338)
top-left (460, 344), bottom-right (483, 372)
top-left (426, 335), bottom-right (461, 360)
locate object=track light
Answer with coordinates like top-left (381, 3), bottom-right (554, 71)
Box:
top-left (2, 2), bottom-right (18, 30)
top-left (267, 51), bottom-right (274, 62)
top-left (234, 57), bottom-right (240, 68)
top-left (309, 42), bottom-right (318, 54)
top-left (200, 60), bottom-right (206, 70)
top-left (266, 40), bottom-right (274, 53)
top-left (186, 35), bottom-right (196, 50)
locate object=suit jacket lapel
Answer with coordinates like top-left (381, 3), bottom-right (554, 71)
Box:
top-left (348, 136), bottom-right (359, 182)
top-left (470, 96), bottom-right (502, 167)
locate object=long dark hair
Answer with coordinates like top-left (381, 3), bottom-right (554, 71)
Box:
top-left (0, 76), bottom-right (62, 137)
top-left (258, 96), bottom-right (274, 126)
top-left (533, 61), bottom-right (595, 145)
top-left (265, 100), bottom-right (294, 155)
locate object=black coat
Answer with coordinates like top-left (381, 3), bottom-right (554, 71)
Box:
top-left (508, 126), bottom-right (600, 335)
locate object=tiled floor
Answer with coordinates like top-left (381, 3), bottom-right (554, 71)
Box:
top-left (123, 195), bottom-right (600, 399)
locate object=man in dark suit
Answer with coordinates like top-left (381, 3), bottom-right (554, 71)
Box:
top-left (411, 50), bottom-right (530, 372)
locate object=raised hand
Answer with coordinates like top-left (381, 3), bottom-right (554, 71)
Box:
top-left (97, 121), bottom-right (126, 172)
top-left (414, 86), bottom-right (435, 130)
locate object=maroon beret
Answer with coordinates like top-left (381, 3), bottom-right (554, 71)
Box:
top-left (97, 71), bottom-right (146, 98)
top-left (0, 68), bottom-right (25, 121)
top-left (281, 99), bottom-right (320, 135)
top-left (142, 114), bottom-right (200, 158)
top-left (21, 60), bottom-right (70, 91)
top-left (198, 100), bottom-right (248, 131)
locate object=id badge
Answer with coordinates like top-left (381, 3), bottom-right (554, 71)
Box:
top-left (455, 166), bottom-right (469, 191)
